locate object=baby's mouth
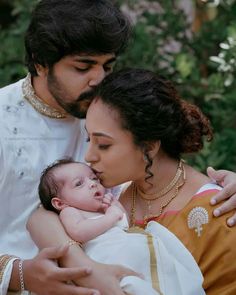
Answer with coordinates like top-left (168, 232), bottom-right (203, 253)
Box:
top-left (94, 191), bottom-right (103, 200)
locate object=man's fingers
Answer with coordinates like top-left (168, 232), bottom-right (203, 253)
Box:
top-left (57, 267), bottom-right (92, 281)
top-left (210, 185), bottom-right (233, 205)
top-left (39, 244), bottom-right (69, 260)
top-left (227, 212), bottom-right (236, 227)
top-left (115, 265), bottom-right (143, 280)
top-left (207, 167), bottom-right (226, 186)
top-left (53, 283), bottom-right (100, 295)
top-left (212, 194), bottom-right (236, 217)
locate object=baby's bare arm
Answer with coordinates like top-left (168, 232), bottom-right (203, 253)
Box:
top-left (60, 206), bottom-right (123, 243)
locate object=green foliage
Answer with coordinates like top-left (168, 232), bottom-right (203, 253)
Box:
top-left (0, 0), bottom-right (38, 86)
top-left (0, 0), bottom-right (235, 171)
top-left (118, 0), bottom-right (236, 171)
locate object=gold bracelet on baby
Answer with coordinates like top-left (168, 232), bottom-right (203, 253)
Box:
top-left (67, 239), bottom-right (83, 248)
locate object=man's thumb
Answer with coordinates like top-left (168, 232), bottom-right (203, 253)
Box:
top-left (207, 166), bottom-right (225, 185)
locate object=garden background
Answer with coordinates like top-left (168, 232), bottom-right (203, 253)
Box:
top-left (0, 0), bottom-right (235, 171)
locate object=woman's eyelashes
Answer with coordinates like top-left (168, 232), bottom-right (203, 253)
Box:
top-left (86, 137), bottom-right (111, 150)
top-left (98, 144), bottom-right (111, 150)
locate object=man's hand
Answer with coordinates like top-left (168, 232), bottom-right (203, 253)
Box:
top-left (23, 245), bottom-right (100, 295)
top-left (207, 167), bottom-right (236, 226)
top-left (74, 261), bottom-right (141, 295)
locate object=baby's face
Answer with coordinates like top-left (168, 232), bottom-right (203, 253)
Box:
top-left (54, 163), bottom-right (105, 211)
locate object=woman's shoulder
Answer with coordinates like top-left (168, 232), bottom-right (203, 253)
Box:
top-left (195, 182), bottom-right (222, 195)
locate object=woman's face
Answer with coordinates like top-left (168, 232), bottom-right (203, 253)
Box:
top-left (85, 99), bottom-right (146, 187)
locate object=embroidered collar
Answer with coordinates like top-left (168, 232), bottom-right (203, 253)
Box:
top-left (22, 73), bottom-right (67, 119)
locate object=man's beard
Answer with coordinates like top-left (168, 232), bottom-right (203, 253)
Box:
top-left (58, 89), bottom-right (96, 118)
top-left (47, 70), bottom-right (97, 118)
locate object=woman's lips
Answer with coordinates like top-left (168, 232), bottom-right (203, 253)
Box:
top-left (92, 168), bottom-right (103, 177)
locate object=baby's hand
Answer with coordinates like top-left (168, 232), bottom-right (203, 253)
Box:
top-left (102, 193), bottom-right (115, 210)
top-left (105, 204), bottom-right (123, 221)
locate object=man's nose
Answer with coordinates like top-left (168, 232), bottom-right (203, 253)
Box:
top-left (88, 68), bottom-right (106, 87)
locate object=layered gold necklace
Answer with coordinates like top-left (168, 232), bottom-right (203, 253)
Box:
top-left (22, 73), bottom-right (67, 119)
top-left (130, 160), bottom-right (186, 227)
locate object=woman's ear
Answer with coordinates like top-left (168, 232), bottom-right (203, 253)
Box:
top-left (51, 197), bottom-right (68, 211)
top-left (144, 141), bottom-right (161, 159)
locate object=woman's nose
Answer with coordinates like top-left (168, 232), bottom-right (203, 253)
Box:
top-left (85, 146), bottom-right (98, 164)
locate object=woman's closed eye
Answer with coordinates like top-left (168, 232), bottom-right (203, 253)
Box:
top-left (98, 144), bottom-right (111, 150)
top-left (91, 176), bottom-right (100, 182)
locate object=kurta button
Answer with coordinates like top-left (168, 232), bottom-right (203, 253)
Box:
top-left (19, 171), bottom-right (24, 178)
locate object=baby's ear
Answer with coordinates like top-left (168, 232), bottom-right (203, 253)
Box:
top-left (51, 197), bottom-right (67, 211)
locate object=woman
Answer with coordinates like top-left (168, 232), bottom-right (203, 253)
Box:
top-left (84, 68), bottom-right (236, 294)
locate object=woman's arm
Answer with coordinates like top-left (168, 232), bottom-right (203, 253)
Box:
top-left (27, 207), bottom-right (138, 295)
top-left (207, 167), bottom-right (236, 226)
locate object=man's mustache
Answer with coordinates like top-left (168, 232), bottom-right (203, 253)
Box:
top-left (67, 87), bottom-right (98, 118)
top-left (77, 87), bottom-right (98, 102)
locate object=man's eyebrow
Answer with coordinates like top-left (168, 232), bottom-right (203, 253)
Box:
top-left (73, 57), bottom-right (116, 65)
top-left (104, 57), bottom-right (116, 64)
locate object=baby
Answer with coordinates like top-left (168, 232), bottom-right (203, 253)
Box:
top-left (39, 159), bottom-right (205, 295)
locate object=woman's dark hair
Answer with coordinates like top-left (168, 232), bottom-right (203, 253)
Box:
top-left (25, 0), bottom-right (132, 76)
top-left (38, 158), bottom-right (75, 213)
top-left (95, 68), bottom-right (213, 164)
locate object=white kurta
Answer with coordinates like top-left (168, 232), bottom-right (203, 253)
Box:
top-left (84, 215), bottom-right (205, 295)
top-left (0, 77), bottom-right (88, 294)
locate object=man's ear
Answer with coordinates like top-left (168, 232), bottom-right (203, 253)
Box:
top-left (144, 141), bottom-right (161, 159)
top-left (51, 197), bottom-right (68, 211)
top-left (35, 63), bottom-right (49, 77)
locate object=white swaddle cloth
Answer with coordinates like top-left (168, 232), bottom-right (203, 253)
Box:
top-left (83, 214), bottom-right (205, 295)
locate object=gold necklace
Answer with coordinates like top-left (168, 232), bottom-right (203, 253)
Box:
top-left (22, 73), bottom-right (67, 119)
top-left (137, 160), bottom-right (183, 200)
top-left (130, 162), bottom-right (186, 227)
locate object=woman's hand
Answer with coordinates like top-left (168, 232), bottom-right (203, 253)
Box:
top-left (207, 167), bottom-right (236, 226)
top-left (23, 245), bottom-right (99, 295)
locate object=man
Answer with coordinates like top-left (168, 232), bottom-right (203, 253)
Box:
top-left (0, 1), bottom-right (134, 294)
top-left (0, 0), bottom-right (236, 294)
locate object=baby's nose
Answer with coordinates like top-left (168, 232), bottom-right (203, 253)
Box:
top-left (89, 181), bottom-right (97, 189)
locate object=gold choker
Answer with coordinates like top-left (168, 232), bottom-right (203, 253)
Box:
top-left (130, 160), bottom-right (186, 227)
top-left (22, 73), bottom-right (67, 119)
top-left (137, 160), bottom-right (184, 201)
